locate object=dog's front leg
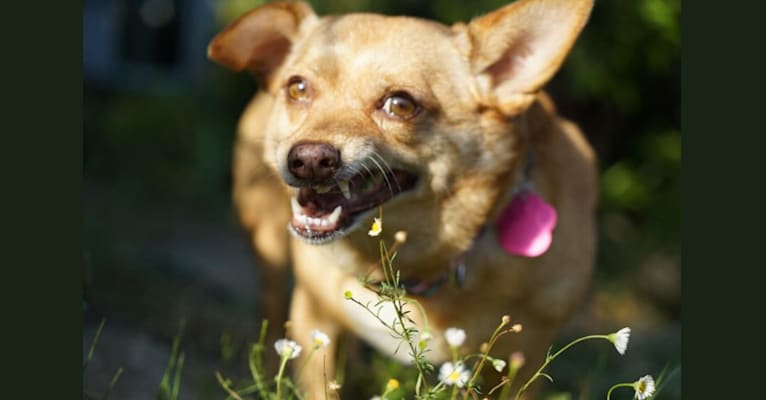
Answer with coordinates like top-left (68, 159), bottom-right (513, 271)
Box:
top-left (288, 283), bottom-right (342, 399)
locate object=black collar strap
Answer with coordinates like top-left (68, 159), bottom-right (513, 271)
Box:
top-left (366, 228), bottom-right (480, 297)
top-left (399, 254), bottom-right (467, 296)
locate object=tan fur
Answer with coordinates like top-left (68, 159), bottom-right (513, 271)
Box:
top-left (210, 0), bottom-right (597, 397)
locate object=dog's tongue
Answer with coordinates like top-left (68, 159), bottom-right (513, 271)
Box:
top-left (495, 191), bottom-right (557, 257)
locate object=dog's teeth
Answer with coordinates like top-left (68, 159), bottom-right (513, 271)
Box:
top-left (316, 185), bottom-right (333, 194)
top-left (339, 181), bottom-right (351, 199)
top-left (328, 206), bottom-right (342, 225)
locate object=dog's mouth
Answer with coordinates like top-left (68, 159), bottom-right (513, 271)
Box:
top-left (289, 167), bottom-right (418, 244)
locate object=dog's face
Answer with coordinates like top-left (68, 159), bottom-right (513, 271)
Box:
top-left (210, 0), bottom-right (593, 257)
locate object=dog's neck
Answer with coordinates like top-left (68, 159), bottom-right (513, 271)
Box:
top-left (365, 146), bottom-right (539, 297)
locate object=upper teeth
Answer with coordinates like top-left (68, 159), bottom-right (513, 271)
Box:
top-left (338, 181), bottom-right (351, 199)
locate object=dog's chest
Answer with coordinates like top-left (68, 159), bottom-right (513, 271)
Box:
top-left (337, 276), bottom-right (451, 363)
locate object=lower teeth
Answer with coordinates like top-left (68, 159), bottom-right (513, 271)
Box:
top-left (291, 197), bottom-right (343, 228)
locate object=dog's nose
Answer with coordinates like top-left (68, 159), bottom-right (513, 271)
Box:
top-left (287, 141), bottom-right (341, 182)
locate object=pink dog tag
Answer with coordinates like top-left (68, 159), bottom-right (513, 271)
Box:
top-left (495, 191), bottom-right (557, 257)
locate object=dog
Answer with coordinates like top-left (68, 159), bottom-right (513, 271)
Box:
top-left (208, 0), bottom-right (597, 397)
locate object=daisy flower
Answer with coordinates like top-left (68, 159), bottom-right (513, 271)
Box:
top-left (634, 375), bottom-right (655, 400)
top-left (274, 338), bottom-right (302, 360)
top-left (491, 358), bottom-right (507, 372)
top-left (368, 217), bottom-right (382, 236)
top-left (438, 362), bottom-right (470, 388)
top-left (608, 327), bottom-right (631, 355)
top-left (310, 329), bottom-right (331, 348)
top-left (444, 327), bottom-right (466, 347)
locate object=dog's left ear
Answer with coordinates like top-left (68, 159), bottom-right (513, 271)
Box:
top-left (459, 0), bottom-right (594, 114)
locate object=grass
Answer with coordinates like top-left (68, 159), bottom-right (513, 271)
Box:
top-left (83, 213), bottom-right (680, 400)
top-left (83, 318), bottom-right (124, 400)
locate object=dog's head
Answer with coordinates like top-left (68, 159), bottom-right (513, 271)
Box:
top-left (209, 0), bottom-right (592, 258)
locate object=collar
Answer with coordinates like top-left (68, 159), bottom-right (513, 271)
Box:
top-left (400, 254), bottom-right (468, 296)
top-left (364, 243), bottom-right (471, 297)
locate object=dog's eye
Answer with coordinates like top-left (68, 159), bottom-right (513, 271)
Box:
top-left (287, 77), bottom-right (309, 101)
top-left (381, 92), bottom-right (420, 120)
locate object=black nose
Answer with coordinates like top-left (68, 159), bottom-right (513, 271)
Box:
top-left (287, 141), bottom-right (341, 182)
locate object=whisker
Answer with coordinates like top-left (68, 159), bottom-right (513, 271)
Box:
top-left (359, 162), bottom-right (375, 179)
top-left (341, 164), bottom-right (363, 182)
top-left (371, 151), bottom-right (401, 193)
top-left (367, 154), bottom-right (394, 196)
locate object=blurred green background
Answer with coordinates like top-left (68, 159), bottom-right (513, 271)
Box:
top-left (82, 0), bottom-right (680, 399)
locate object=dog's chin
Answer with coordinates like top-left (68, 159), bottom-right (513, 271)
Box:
top-left (287, 168), bottom-right (418, 245)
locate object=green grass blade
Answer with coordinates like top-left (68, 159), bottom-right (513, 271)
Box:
top-left (170, 352), bottom-right (185, 400)
top-left (84, 318), bottom-right (106, 371)
top-left (157, 321), bottom-right (185, 400)
top-left (101, 367), bottom-right (123, 400)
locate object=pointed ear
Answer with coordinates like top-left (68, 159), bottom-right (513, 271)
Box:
top-left (207, 1), bottom-right (317, 83)
top-left (463, 0), bottom-right (594, 114)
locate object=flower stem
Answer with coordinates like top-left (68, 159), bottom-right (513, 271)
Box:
top-left (496, 361), bottom-right (520, 400)
top-left (514, 335), bottom-right (609, 400)
top-left (275, 352), bottom-right (290, 400)
top-left (379, 239), bottom-right (431, 396)
top-left (449, 385), bottom-right (459, 400)
top-left (296, 347), bottom-right (317, 381)
top-left (463, 321), bottom-right (511, 398)
top-left (606, 382), bottom-right (635, 400)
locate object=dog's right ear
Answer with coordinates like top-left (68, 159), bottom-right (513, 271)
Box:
top-left (207, 1), bottom-right (317, 83)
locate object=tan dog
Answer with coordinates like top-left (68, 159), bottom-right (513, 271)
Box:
top-left (209, 0), bottom-right (597, 397)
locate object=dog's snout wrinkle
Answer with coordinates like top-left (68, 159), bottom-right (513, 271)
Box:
top-left (287, 141), bottom-right (341, 183)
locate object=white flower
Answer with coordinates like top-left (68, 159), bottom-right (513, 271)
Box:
top-left (609, 327), bottom-right (631, 355)
top-left (310, 329), bottom-right (331, 348)
top-left (369, 397), bottom-right (382, 400)
top-left (634, 375), bottom-right (655, 400)
top-left (445, 327), bottom-right (466, 347)
top-left (274, 338), bottom-right (302, 360)
top-left (491, 358), bottom-right (507, 372)
top-left (439, 362), bottom-right (470, 388)
top-left (368, 217), bottom-right (382, 236)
